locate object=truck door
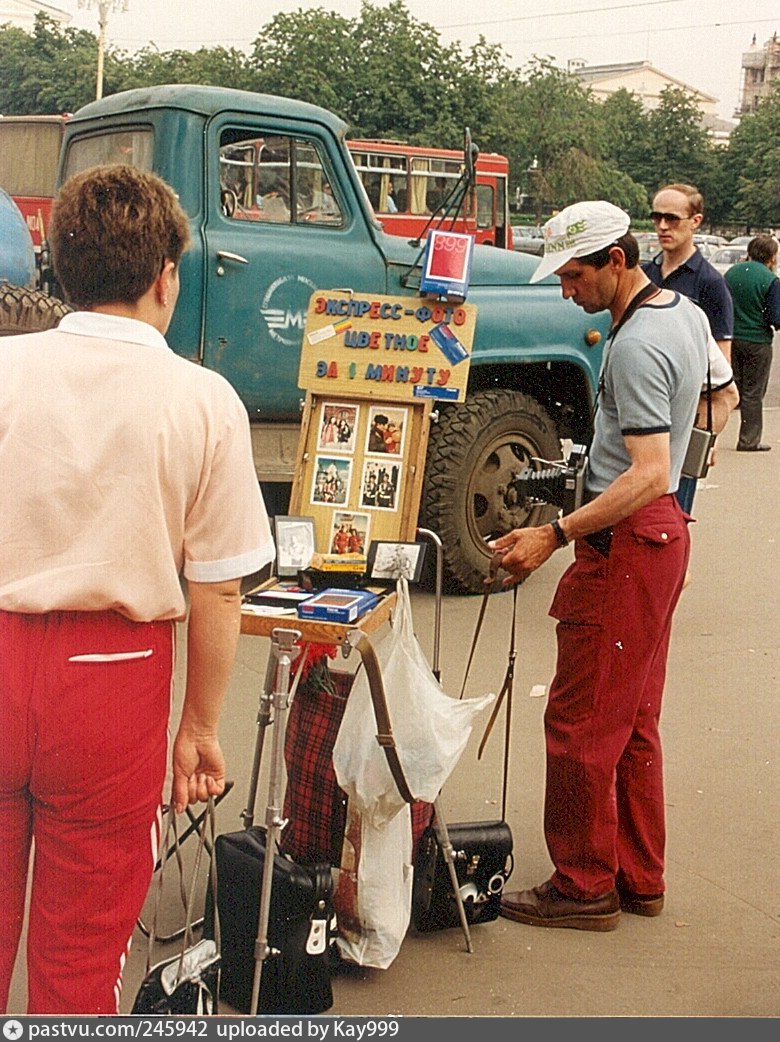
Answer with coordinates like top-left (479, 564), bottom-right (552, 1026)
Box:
top-left (202, 117), bottom-right (388, 422)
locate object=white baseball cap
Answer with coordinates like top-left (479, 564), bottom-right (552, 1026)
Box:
top-left (529, 200), bottom-right (631, 284)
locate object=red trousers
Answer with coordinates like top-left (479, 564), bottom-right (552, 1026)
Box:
top-left (544, 495), bottom-right (690, 900)
top-left (0, 610), bottom-right (174, 1014)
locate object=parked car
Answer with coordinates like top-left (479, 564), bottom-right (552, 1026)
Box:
top-left (728, 235), bottom-right (753, 247)
top-left (512, 224), bottom-right (544, 256)
top-left (695, 233), bottom-right (728, 246)
top-left (709, 245), bottom-right (748, 274)
top-left (634, 231), bottom-right (659, 263)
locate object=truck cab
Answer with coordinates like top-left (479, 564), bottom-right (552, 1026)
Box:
top-left (59, 84), bottom-right (609, 593)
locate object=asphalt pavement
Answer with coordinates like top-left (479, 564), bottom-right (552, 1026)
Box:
top-left (6, 357), bottom-right (779, 1020)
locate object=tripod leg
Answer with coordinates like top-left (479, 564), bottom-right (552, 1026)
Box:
top-left (241, 650), bottom-right (277, 829)
top-left (249, 627), bottom-right (301, 1014)
top-left (432, 797), bottom-right (473, 954)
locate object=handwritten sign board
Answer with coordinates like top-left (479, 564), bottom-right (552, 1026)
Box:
top-left (299, 291), bottom-right (477, 404)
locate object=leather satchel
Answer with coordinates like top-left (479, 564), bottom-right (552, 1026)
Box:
top-left (411, 820), bottom-right (513, 931)
top-left (206, 826), bottom-right (333, 1015)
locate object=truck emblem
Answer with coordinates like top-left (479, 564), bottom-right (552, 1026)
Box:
top-left (260, 274), bottom-right (318, 347)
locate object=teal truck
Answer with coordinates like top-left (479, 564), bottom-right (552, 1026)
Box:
top-left (40, 84), bottom-right (608, 593)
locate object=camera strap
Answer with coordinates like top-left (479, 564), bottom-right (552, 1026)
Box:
top-left (594, 282), bottom-right (661, 417)
top-left (702, 358), bottom-right (713, 431)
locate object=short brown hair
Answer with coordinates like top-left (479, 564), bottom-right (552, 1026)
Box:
top-left (580, 233), bottom-right (640, 270)
top-left (50, 165), bottom-right (191, 308)
top-left (655, 183), bottom-right (704, 217)
top-left (747, 235), bottom-right (778, 265)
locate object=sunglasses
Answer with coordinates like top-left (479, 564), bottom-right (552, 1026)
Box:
top-left (649, 211), bottom-right (693, 225)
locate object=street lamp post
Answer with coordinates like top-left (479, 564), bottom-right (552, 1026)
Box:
top-left (78, 0), bottom-right (129, 100)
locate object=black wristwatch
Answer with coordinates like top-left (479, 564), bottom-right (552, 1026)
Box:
top-left (550, 518), bottom-right (569, 548)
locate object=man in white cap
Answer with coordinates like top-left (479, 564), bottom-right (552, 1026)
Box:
top-left (490, 200), bottom-right (708, 930)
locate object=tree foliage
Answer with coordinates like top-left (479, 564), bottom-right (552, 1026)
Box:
top-left (1, 4), bottom-right (778, 227)
top-left (724, 81), bottom-right (780, 227)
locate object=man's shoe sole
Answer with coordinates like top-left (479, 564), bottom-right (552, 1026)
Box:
top-left (618, 892), bottom-right (664, 917)
top-left (499, 903), bottom-right (621, 932)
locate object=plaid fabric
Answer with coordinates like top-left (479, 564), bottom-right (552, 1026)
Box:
top-left (280, 670), bottom-right (351, 864)
top-left (280, 669), bottom-right (433, 865)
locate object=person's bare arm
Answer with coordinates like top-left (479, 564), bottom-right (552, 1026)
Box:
top-left (715, 338), bottom-right (732, 365)
top-left (490, 432), bottom-right (670, 586)
top-left (698, 381), bottom-right (739, 434)
top-left (171, 577), bottom-right (243, 813)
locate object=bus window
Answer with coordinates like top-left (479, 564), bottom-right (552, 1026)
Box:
top-left (347, 139), bottom-right (512, 248)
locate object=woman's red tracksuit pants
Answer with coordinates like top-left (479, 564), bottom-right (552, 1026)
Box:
top-left (0, 610), bottom-right (174, 1014)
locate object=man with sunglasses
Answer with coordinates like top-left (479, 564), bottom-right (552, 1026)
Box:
top-left (643, 184), bottom-right (735, 512)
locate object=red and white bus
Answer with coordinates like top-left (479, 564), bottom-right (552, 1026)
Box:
top-left (0, 115), bottom-right (70, 260)
top-left (347, 139), bottom-right (514, 250)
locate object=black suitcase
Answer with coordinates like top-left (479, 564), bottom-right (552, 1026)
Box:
top-left (205, 826), bottom-right (333, 1015)
top-left (411, 820), bottom-right (514, 931)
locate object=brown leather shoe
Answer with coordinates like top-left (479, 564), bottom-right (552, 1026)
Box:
top-left (617, 887), bottom-right (665, 917)
top-left (500, 879), bottom-right (620, 932)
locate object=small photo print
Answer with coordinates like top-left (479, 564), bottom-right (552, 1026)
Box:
top-left (360, 458), bottom-right (403, 512)
top-left (317, 402), bottom-right (360, 454)
top-left (365, 405), bottom-right (407, 457)
top-left (311, 456), bottom-right (352, 507)
top-left (330, 511), bottom-right (370, 556)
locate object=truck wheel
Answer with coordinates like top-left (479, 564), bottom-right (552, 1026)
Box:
top-left (421, 389), bottom-right (562, 595)
top-left (0, 284), bottom-right (71, 336)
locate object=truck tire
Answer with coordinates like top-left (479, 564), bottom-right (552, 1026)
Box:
top-left (421, 388), bottom-right (561, 595)
top-left (0, 284), bottom-right (71, 336)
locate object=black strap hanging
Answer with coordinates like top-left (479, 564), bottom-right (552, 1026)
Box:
top-left (460, 553), bottom-right (517, 822)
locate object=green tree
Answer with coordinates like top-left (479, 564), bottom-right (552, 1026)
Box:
top-left (0, 14), bottom-right (124, 113)
top-left (597, 89), bottom-right (652, 188)
top-left (724, 82), bottom-right (780, 227)
top-left (247, 7), bottom-right (355, 118)
top-left (644, 87), bottom-right (714, 196)
top-left (121, 45), bottom-right (252, 92)
top-left (512, 58), bottom-right (603, 219)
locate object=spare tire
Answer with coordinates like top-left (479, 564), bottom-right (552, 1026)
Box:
top-left (420, 388), bottom-right (562, 595)
top-left (0, 284), bottom-right (71, 336)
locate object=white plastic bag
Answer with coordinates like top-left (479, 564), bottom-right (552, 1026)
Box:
top-left (333, 578), bottom-right (494, 828)
top-left (333, 802), bottom-right (412, 969)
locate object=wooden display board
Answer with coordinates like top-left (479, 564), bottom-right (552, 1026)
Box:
top-left (290, 289), bottom-right (478, 556)
top-left (288, 392), bottom-right (431, 553)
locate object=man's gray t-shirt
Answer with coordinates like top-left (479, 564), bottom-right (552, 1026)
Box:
top-left (587, 293), bottom-right (708, 495)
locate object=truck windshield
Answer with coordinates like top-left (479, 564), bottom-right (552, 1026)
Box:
top-left (62, 129), bottom-right (154, 182)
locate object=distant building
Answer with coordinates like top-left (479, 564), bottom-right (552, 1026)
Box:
top-left (569, 59), bottom-right (734, 146)
top-left (0, 0), bottom-right (71, 31)
top-left (739, 33), bottom-right (780, 116)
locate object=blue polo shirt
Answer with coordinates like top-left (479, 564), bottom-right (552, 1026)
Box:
top-left (643, 248), bottom-right (734, 342)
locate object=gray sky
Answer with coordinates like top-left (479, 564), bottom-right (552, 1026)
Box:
top-left (63, 0), bottom-right (778, 123)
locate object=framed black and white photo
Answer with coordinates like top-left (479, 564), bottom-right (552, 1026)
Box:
top-left (366, 540), bottom-right (427, 584)
top-left (273, 516), bottom-right (316, 576)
